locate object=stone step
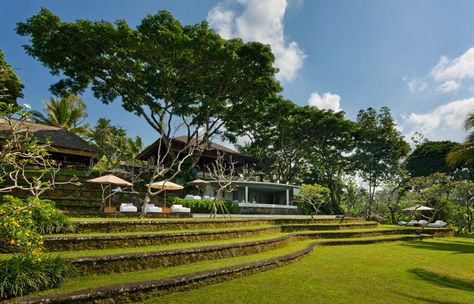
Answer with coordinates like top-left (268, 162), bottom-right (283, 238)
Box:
top-left (71, 218), bottom-right (370, 234)
top-left (12, 234), bottom-right (435, 304)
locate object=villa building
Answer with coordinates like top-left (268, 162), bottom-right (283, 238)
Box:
top-left (0, 118), bottom-right (99, 168)
top-left (136, 136), bottom-right (300, 214)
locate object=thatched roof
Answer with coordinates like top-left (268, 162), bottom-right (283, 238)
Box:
top-left (0, 118), bottom-right (99, 156)
top-left (136, 136), bottom-right (253, 163)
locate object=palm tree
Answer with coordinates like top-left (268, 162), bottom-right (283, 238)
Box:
top-left (30, 94), bottom-right (90, 137)
top-left (447, 112), bottom-right (474, 166)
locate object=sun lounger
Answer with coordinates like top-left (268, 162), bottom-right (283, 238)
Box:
top-left (426, 220), bottom-right (447, 228)
top-left (418, 220), bottom-right (428, 226)
top-left (143, 204), bottom-right (162, 213)
top-left (398, 221), bottom-right (407, 225)
top-left (406, 220), bottom-right (418, 226)
top-left (171, 204), bottom-right (191, 213)
top-left (119, 203), bottom-right (137, 212)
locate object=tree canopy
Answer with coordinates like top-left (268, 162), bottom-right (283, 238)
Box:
top-left (352, 107), bottom-right (410, 202)
top-left (16, 9), bottom-right (281, 144)
top-left (406, 140), bottom-right (460, 177)
top-left (0, 50), bottom-right (23, 106)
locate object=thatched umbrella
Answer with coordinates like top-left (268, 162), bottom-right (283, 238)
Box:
top-left (149, 181), bottom-right (184, 207)
top-left (187, 179), bottom-right (209, 196)
top-left (87, 174), bottom-right (133, 212)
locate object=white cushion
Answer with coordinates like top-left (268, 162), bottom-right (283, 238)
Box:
top-left (171, 204), bottom-right (191, 213)
top-left (398, 221), bottom-right (407, 225)
top-left (144, 204), bottom-right (162, 213)
top-left (120, 203), bottom-right (137, 212)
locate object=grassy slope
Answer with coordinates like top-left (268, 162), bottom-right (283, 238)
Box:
top-left (148, 236), bottom-right (474, 304)
top-left (31, 240), bottom-right (314, 296)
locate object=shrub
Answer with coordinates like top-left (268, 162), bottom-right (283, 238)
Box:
top-left (30, 199), bottom-right (75, 234)
top-left (0, 196), bottom-right (75, 254)
top-left (170, 197), bottom-right (238, 214)
top-left (0, 196), bottom-right (42, 254)
top-left (0, 254), bottom-right (76, 299)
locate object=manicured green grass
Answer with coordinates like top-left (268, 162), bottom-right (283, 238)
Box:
top-left (69, 217), bottom-right (267, 222)
top-left (29, 240), bottom-right (314, 297)
top-left (54, 233), bottom-right (288, 258)
top-left (147, 236), bottom-right (474, 304)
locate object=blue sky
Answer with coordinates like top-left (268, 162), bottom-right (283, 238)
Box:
top-left (2, 0), bottom-right (474, 146)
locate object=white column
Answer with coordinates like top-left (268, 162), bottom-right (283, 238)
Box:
top-left (286, 189), bottom-right (290, 206)
top-left (245, 186), bottom-right (249, 203)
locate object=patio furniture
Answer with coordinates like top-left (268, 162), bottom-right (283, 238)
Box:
top-left (87, 174), bottom-right (133, 213)
top-left (143, 204), bottom-right (162, 213)
top-left (427, 220), bottom-right (447, 228)
top-left (193, 195), bottom-right (201, 200)
top-left (203, 195), bottom-right (211, 199)
top-left (148, 181), bottom-right (184, 208)
top-left (398, 221), bottom-right (407, 225)
top-left (171, 204), bottom-right (191, 213)
top-left (185, 194), bottom-right (195, 199)
top-left (406, 220), bottom-right (419, 226)
top-left (418, 220), bottom-right (428, 226)
top-left (120, 203), bottom-right (137, 212)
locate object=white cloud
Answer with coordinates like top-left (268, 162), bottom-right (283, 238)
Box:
top-left (431, 48), bottom-right (474, 82)
top-left (439, 80), bottom-right (461, 93)
top-left (402, 98), bottom-right (474, 140)
top-left (207, 0), bottom-right (305, 82)
top-left (207, 5), bottom-right (234, 39)
top-left (307, 91), bottom-right (341, 112)
top-left (407, 79), bottom-right (428, 94)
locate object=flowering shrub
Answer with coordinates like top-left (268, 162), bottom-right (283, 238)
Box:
top-left (0, 196), bottom-right (43, 255)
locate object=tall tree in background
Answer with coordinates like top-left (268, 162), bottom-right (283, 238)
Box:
top-left (239, 98), bottom-right (306, 183)
top-left (30, 93), bottom-right (90, 137)
top-left (406, 141), bottom-right (461, 177)
top-left (353, 107), bottom-right (410, 206)
top-left (302, 106), bottom-right (356, 213)
top-left (89, 118), bottom-right (143, 171)
top-left (0, 50), bottom-right (23, 106)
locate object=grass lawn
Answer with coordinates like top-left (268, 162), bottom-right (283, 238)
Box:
top-left (146, 236), bottom-right (474, 304)
top-left (30, 240), bottom-right (314, 297)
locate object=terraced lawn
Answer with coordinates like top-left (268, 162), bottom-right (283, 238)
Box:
top-left (32, 240), bottom-right (315, 296)
top-left (147, 236), bottom-right (474, 304)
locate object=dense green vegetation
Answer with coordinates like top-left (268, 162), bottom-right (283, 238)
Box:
top-left (150, 237), bottom-right (474, 304)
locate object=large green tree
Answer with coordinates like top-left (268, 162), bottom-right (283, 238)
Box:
top-left (302, 106), bottom-right (356, 213)
top-left (17, 9), bottom-right (280, 207)
top-left (30, 93), bottom-right (90, 137)
top-left (239, 98), bottom-right (306, 183)
top-left (406, 141), bottom-right (461, 177)
top-left (16, 9), bottom-right (280, 148)
top-left (0, 50), bottom-right (23, 106)
top-left (353, 107), bottom-right (410, 204)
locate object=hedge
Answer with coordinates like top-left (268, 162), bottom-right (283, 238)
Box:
top-left (169, 197), bottom-right (238, 214)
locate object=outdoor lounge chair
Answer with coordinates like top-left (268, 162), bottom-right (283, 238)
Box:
top-left (185, 194), bottom-right (194, 199)
top-left (418, 220), bottom-right (428, 226)
top-left (171, 204), bottom-right (191, 213)
top-left (427, 220), bottom-right (447, 228)
top-left (406, 220), bottom-right (418, 226)
top-left (143, 204), bottom-right (162, 213)
top-left (398, 221), bottom-right (407, 225)
top-left (119, 203), bottom-right (137, 212)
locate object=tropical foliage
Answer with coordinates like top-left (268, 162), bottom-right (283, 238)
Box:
top-left (0, 50), bottom-right (23, 106)
top-left (30, 93), bottom-right (90, 137)
top-left (0, 254), bottom-right (76, 299)
top-left (89, 118), bottom-right (143, 172)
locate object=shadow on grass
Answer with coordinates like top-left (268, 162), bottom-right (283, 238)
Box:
top-left (409, 268), bottom-right (474, 293)
top-left (401, 240), bottom-right (474, 254)
top-left (394, 291), bottom-right (465, 304)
